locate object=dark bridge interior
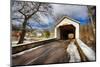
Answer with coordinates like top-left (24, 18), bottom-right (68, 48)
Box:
top-left (59, 24), bottom-right (75, 40)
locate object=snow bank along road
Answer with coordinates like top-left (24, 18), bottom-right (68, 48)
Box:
top-left (12, 39), bottom-right (95, 66)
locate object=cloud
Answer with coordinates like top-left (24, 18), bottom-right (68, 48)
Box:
top-left (29, 4), bottom-right (89, 29)
top-left (51, 4), bottom-right (89, 23)
top-left (12, 3), bottom-right (89, 29)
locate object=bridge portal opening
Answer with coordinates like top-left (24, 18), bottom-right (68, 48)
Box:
top-left (59, 25), bottom-right (75, 40)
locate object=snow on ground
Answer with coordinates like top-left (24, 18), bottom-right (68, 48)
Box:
top-left (67, 41), bottom-right (81, 62)
top-left (12, 40), bottom-right (36, 47)
top-left (76, 38), bottom-right (95, 61)
top-left (12, 37), bottom-right (55, 47)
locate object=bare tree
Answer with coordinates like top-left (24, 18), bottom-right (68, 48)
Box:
top-left (87, 6), bottom-right (96, 37)
top-left (11, 1), bottom-right (53, 44)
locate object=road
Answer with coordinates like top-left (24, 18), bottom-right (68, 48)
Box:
top-left (12, 39), bottom-right (95, 66)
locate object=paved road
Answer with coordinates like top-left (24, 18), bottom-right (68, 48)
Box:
top-left (12, 40), bottom-right (70, 66)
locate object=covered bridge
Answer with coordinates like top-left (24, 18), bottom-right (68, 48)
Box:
top-left (55, 16), bottom-right (80, 40)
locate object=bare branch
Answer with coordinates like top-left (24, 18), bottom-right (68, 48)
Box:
top-left (26, 23), bottom-right (33, 29)
top-left (18, 10), bottom-right (26, 16)
top-left (27, 3), bottom-right (41, 19)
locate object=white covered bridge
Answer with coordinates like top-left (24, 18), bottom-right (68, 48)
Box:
top-left (55, 16), bottom-right (80, 40)
top-left (54, 16), bottom-right (95, 62)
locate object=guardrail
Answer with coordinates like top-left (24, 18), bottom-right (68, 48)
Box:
top-left (12, 38), bottom-right (57, 54)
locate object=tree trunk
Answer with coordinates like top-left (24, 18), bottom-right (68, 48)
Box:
top-left (87, 7), bottom-right (95, 38)
top-left (17, 19), bottom-right (27, 44)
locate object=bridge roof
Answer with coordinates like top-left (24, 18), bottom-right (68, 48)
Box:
top-left (56, 16), bottom-right (80, 26)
